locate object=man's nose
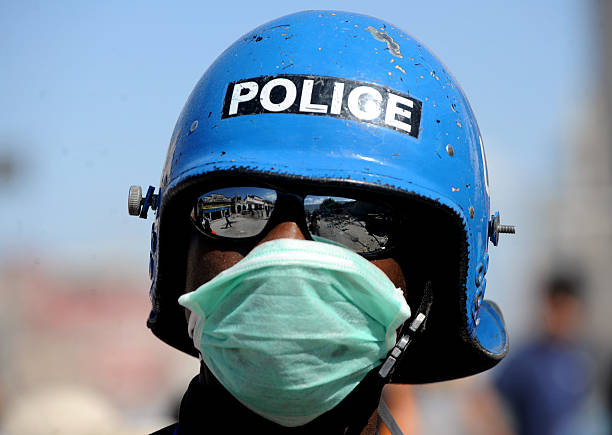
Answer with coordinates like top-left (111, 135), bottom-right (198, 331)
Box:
top-left (256, 193), bottom-right (308, 246)
top-left (256, 221), bottom-right (307, 246)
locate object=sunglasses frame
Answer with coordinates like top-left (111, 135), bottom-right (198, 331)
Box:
top-left (188, 185), bottom-right (403, 259)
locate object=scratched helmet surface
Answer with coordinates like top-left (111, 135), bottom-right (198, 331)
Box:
top-left (146, 10), bottom-right (508, 383)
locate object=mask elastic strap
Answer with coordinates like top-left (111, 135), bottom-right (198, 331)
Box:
top-left (378, 281), bottom-right (433, 381)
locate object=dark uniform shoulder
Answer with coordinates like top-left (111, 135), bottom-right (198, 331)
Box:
top-left (149, 422), bottom-right (178, 435)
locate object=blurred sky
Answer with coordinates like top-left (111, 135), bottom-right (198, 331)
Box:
top-left (0, 1), bottom-right (595, 333)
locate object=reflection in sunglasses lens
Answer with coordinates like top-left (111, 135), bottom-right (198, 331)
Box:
top-left (191, 188), bottom-right (392, 254)
top-left (304, 195), bottom-right (390, 253)
top-left (192, 187), bottom-right (276, 238)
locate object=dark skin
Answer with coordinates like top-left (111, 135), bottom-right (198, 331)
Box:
top-left (185, 222), bottom-right (407, 296)
top-left (184, 220), bottom-right (407, 434)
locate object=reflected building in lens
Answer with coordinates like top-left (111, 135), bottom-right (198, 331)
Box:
top-left (241, 194), bottom-right (273, 217)
top-left (196, 193), bottom-right (233, 221)
top-left (196, 192), bottom-right (273, 222)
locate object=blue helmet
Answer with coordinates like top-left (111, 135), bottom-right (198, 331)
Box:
top-left (129, 10), bottom-right (514, 383)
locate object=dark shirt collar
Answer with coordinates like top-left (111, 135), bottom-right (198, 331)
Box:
top-left (174, 365), bottom-right (384, 434)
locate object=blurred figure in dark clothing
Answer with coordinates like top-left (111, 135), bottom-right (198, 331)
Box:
top-left (606, 360), bottom-right (612, 434)
top-left (494, 273), bottom-right (591, 435)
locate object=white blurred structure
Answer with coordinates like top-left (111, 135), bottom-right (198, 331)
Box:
top-left (2, 386), bottom-right (124, 435)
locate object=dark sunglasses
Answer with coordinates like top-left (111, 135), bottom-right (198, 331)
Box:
top-left (189, 186), bottom-right (400, 257)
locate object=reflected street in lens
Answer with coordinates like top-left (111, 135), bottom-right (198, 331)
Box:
top-left (305, 196), bottom-right (390, 253)
top-left (192, 189), bottom-right (392, 253)
top-left (193, 187), bottom-right (276, 238)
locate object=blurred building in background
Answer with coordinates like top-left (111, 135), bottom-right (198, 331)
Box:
top-left (0, 262), bottom-right (193, 433)
top-left (489, 1), bottom-right (612, 432)
top-left (549, 0), bottom-right (612, 354)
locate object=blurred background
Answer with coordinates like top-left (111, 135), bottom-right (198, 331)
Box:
top-left (1, 0), bottom-right (611, 433)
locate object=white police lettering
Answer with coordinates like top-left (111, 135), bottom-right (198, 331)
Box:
top-left (222, 75), bottom-right (422, 138)
top-left (330, 82), bottom-right (344, 115)
top-left (347, 86), bottom-right (383, 121)
top-left (385, 93), bottom-right (413, 133)
top-left (260, 78), bottom-right (297, 112)
top-left (229, 81), bottom-right (259, 115)
top-left (300, 79), bottom-right (328, 113)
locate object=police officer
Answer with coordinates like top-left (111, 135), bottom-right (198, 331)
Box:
top-left (128, 10), bottom-right (515, 434)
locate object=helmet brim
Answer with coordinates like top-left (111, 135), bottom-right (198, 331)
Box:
top-left (392, 299), bottom-right (508, 383)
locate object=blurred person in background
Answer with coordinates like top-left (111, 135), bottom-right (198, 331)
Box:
top-left (607, 361), bottom-right (612, 433)
top-left (127, 10), bottom-right (515, 434)
top-left (493, 273), bottom-right (591, 435)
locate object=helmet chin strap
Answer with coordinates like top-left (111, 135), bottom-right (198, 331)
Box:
top-left (379, 281), bottom-right (433, 381)
top-left (375, 281), bottom-right (433, 435)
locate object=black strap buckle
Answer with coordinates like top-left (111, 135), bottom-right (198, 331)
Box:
top-left (378, 281), bottom-right (433, 381)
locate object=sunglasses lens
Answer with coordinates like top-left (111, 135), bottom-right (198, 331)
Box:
top-left (304, 195), bottom-right (392, 254)
top-left (191, 187), bottom-right (276, 238)
top-left (191, 188), bottom-right (394, 254)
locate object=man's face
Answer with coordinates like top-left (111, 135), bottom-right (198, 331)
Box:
top-left (184, 219), bottom-right (407, 303)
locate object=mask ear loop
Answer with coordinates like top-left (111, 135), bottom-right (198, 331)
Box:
top-left (378, 281), bottom-right (433, 382)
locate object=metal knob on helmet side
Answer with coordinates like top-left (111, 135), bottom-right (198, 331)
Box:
top-left (128, 185), bottom-right (143, 216)
top-left (489, 211), bottom-right (516, 246)
top-left (127, 185), bottom-right (159, 219)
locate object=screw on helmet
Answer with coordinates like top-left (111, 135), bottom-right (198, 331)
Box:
top-left (130, 10), bottom-right (515, 383)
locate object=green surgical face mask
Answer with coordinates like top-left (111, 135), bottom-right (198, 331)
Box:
top-left (178, 238), bottom-right (411, 427)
